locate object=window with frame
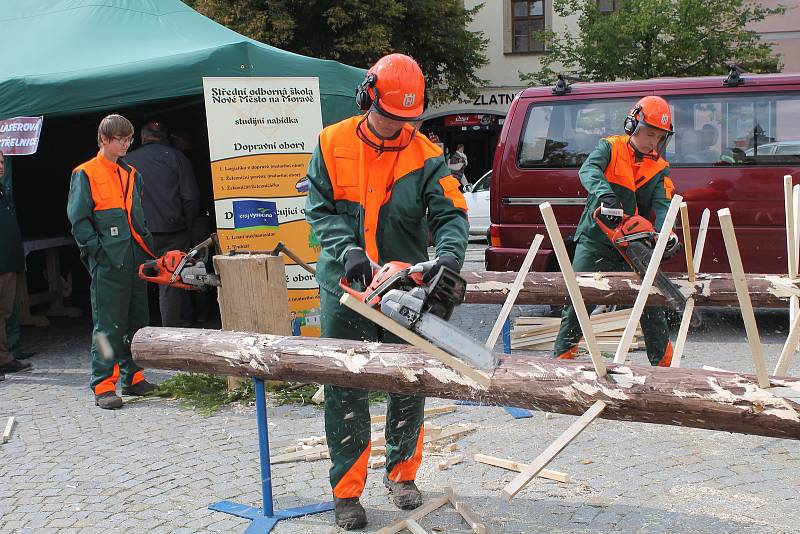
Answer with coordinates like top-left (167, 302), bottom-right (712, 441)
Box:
top-left (512, 0), bottom-right (545, 53)
top-left (516, 92), bottom-right (800, 168)
top-left (597, 0), bottom-right (622, 14)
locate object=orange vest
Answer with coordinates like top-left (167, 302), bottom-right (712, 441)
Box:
top-left (319, 116), bottom-right (464, 261)
top-left (603, 135), bottom-right (670, 193)
top-left (74, 153), bottom-right (154, 257)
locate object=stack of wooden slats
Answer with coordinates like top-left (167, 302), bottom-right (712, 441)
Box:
top-left (511, 308), bottom-right (643, 351)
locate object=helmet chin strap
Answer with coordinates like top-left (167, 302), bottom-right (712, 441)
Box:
top-left (356, 112), bottom-right (419, 153)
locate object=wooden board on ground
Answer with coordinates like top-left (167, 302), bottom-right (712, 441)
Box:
top-left (370, 404), bottom-right (457, 425)
top-left (214, 254), bottom-right (291, 390)
top-left (3, 417), bottom-right (15, 443)
top-left (502, 400), bottom-right (606, 500)
top-left (473, 453), bottom-right (570, 483)
top-left (340, 293), bottom-right (492, 388)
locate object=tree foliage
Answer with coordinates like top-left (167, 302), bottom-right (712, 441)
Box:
top-left (521, 0), bottom-right (785, 85)
top-left (186, 0), bottom-right (488, 105)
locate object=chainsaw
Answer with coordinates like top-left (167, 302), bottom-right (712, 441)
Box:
top-left (593, 208), bottom-right (687, 309)
top-left (340, 260), bottom-right (498, 371)
top-left (138, 237), bottom-right (221, 290)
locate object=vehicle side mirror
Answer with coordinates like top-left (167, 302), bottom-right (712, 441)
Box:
top-left (464, 184), bottom-right (473, 193)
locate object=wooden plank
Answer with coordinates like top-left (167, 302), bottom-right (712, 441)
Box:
top-left (403, 519), bottom-right (428, 534)
top-left (540, 203), bottom-right (606, 377)
top-left (775, 310), bottom-right (800, 376)
top-left (614, 195), bottom-right (683, 364)
top-left (502, 401), bottom-right (606, 500)
top-left (445, 487), bottom-right (487, 534)
top-left (786, 175), bottom-right (796, 279)
top-left (340, 293), bottom-right (492, 388)
top-left (437, 454), bottom-right (465, 470)
top-left (371, 404), bottom-right (457, 425)
top-left (375, 495), bottom-right (450, 534)
top-left (473, 453), bottom-right (570, 483)
top-left (670, 297), bottom-right (695, 368)
top-left (485, 234), bottom-right (544, 349)
top-left (3, 417), bottom-right (15, 444)
top-left (680, 202), bottom-right (695, 283)
top-left (214, 254), bottom-right (291, 390)
top-left (718, 208), bottom-right (771, 389)
top-left (692, 209), bottom-right (711, 274)
top-left (514, 318), bottom-right (632, 343)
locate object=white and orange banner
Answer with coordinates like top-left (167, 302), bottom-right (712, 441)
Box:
top-left (203, 77), bottom-right (323, 336)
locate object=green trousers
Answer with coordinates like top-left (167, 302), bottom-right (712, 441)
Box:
top-left (553, 239), bottom-right (671, 365)
top-left (89, 244), bottom-right (149, 393)
top-left (320, 288), bottom-right (425, 499)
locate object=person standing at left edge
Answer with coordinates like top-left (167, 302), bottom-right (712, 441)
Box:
top-left (306, 53), bottom-right (469, 529)
top-left (67, 114), bottom-right (158, 410)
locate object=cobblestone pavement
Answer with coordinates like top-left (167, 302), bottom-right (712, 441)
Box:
top-left (1, 244), bottom-right (799, 533)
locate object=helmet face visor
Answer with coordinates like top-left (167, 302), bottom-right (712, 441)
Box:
top-left (631, 122), bottom-right (673, 160)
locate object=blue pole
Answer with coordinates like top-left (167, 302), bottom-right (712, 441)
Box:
top-left (254, 378), bottom-right (274, 518)
top-left (502, 317), bottom-right (512, 354)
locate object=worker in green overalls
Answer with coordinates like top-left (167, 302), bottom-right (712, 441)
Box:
top-left (67, 114), bottom-right (157, 409)
top-left (553, 96), bottom-right (682, 366)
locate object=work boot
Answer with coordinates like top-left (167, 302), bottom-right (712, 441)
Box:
top-left (0, 372), bottom-right (5, 381)
top-left (384, 474), bottom-right (423, 510)
top-left (333, 497), bottom-right (367, 530)
top-left (122, 380), bottom-right (158, 396)
top-left (95, 392), bottom-right (123, 410)
top-left (555, 346), bottom-right (578, 360)
top-left (0, 359), bottom-right (31, 373)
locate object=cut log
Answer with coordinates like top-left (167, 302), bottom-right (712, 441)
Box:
top-left (461, 272), bottom-right (800, 308)
top-left (133, 327), bottom-right (800, 441)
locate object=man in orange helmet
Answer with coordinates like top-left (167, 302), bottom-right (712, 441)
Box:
top-left (305, 53), bottom-right (468, 529)
top-left (553, 95), bottom-right (680, 366)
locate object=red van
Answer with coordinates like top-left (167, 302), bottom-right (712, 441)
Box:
top-left (487, 72), bottom-right (800, 274)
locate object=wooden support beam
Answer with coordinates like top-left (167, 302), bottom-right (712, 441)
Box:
top-left (473, 454), bottom-right (570, 483)
top-left (502, 401), bottom-right (606, 500)
top-left (718, 208), bottom-right (771, 389)
top-left (540, 202), bottom-right (606, 377)
top-left (693, 208), bottom-right (710, 274)
top-left (445, 487), bottom-right (487, 534)
top-left (615, 195), bottom-right (683, 364)
top-left (485, 234), bottom-right (543, 349)
top-left (680, 202), bottom-right (695, 283)
top-left (340, 293), bottom-right (491, 388)
top-left (775, 311), bottom-right (800, 376)
top-left (670, 298), bottom-right (695, 369)
top-left (132, 327), bottom-right (800, 440)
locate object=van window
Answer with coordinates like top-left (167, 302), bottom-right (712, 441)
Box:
top-left (517, 92), bottom-right (800, 168)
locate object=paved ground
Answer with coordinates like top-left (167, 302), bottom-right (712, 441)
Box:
top-left (2, 243), bottom-right (800, 533)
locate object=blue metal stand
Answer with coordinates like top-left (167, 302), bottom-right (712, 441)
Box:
top-left (501, 318), bottom-right (532, 419)
top-left (210, 378), bottom-right (334, 533)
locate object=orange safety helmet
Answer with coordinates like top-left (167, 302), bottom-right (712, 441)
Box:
top-left (356, 53), bottom-right (426, 120)
top-left (624, 95), bottom-right (674, 159)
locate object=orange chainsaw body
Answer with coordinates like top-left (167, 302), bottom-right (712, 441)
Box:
top-left (138, 250), bottom-right (197, 290)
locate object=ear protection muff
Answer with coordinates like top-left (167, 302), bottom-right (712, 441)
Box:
top-left (356, 73), bottom-right (378, 111)
top-left (623, 104), bottom-right (642, 135)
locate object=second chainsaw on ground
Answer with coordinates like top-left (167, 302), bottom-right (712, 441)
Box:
top-left (593, 207), bottom-right (687, 309)
top-left (340, 260), bottom-right (498, 371)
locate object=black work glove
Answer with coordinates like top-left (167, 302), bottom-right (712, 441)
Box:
top-left (344, 248), bottom-right (374, 287)
top-left (597, 193), bottom-right (624, 228)
top-left (661, 233), bottom-right (682, 262)
top-left (422, 255), bottom-right (460, 284)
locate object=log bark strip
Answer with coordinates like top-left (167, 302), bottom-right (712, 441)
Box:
top-left (132, 327), bottom-right (800, 441)
top-left (462, 271), bottom-right (800, 308)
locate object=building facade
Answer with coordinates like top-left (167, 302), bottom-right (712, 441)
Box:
top-left (423, 0), bottom-right (797, 183)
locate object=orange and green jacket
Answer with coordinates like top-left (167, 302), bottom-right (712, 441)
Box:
top-left (574, 135), bottom-right (675, 246)
top-left (305, 115), bottom-right (469, 295)
top-left (67, 152), bottom-right (155, 271)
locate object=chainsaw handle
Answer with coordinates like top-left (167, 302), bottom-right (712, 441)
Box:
top-left (593, 207), bottom-right (620, 243)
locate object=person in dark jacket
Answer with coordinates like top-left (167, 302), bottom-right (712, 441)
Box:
top-left (125, 121), bottom-right (200, 327)
top-left (0, 150), bottom-right (32, 378)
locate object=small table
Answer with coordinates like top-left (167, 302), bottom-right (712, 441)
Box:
top-left (19, 237), bottom-right (83, 327)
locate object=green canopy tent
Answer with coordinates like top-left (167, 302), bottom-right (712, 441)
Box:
top-left (0, 0), bottom-right (364, 123)
top-left (0, 0), bottom-right (364, 321)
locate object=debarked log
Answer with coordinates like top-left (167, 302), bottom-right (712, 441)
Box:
top-left (132, 327), bottom-right (800, 441)
top-left (462, 271), bottom-right (800, 308)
